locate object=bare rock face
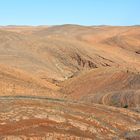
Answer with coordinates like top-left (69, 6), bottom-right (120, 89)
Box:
top-left (0, 25), bottom-right (140, 139)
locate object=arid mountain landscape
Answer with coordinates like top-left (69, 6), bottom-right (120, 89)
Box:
top-left (0, 25), bottom-right (140, 139)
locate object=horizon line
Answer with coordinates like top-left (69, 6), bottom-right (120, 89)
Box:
top-left (0, 24), bottom-right (140, 27)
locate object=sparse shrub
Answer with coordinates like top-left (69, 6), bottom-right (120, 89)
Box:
top-left (123, 104), bottom-right (128, 108)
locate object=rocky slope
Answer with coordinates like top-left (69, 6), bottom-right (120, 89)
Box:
top-left (0, 25), bottom-right (140, 139)
top-left (0, 97), bottom-right (139, 140)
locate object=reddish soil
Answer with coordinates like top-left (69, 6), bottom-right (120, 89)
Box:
top-left (0, 25), bottom-right (140, 139)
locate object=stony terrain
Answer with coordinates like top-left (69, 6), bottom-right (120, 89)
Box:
top-left (0, 25), bottom-right (140, 139)
top-left (0, 97), bottom-right (140, 140)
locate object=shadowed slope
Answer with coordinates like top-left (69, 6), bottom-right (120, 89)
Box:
top-left (60, 67), bottom-right (140, 109)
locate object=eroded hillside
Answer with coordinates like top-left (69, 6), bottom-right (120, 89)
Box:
top-left (0, 25), bottom-right (140, 139)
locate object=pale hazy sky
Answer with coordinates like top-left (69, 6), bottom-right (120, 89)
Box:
top-left (0, 0), bottom-right (139, 26)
